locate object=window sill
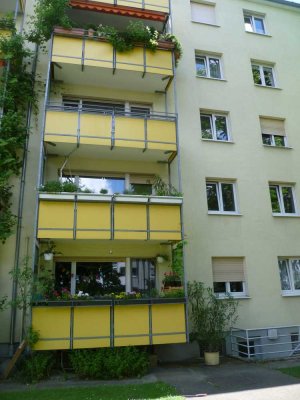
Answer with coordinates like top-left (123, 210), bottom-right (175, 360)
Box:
top-left (263, 145), bottom-right (292, 150)
top-left (281, 293), bottom-right (300, 297)
top-left (245, 31), bottom-right (272, 38)
top-left (208, 212), bottom-right (242, 216)
top-left (272, 214), bottom-right (300, 218)
top-left (191, 20), bottom-right (221, 28)
top-left (202, 139), bottom-right (234, 144)
top-left (216, 294), bottom-right (250, 300)
top-left (196, 76), bottom-right (227, 82)
top-left (254, 84), bottom-right (282, 90)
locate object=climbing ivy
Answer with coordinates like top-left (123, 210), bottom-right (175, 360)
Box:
top-left (0, 33), bottom-right (36, 243)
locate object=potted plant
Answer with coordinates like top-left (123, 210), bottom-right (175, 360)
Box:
top-left (40, 241), bottom-right (62, 261)
top-left (188, 281), bottom-right (238, 366)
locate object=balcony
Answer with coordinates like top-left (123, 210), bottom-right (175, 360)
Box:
top-left (78, 0), bottom-right (170, 14)
top-left (32, 298), bottom-right (187, 350)
top-left (44, 104), bottom-right (177, 161)
top-left (51, 29), bottom-right (174, 92)
top-left (37, 193), bottom-right (183, 241)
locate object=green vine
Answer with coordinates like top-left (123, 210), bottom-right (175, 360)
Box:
top-left (0, 32), bottom-right (37, 243)
top-left (0, 14), bottom-right (16, 31)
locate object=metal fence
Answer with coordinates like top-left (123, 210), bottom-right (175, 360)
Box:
top-left (229, 325), bottom-right (300, 360)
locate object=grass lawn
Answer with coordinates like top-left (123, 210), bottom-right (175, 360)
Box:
top-left (0, 382), bottom-right (184, 400)
top-left (279, 365), bottom-right (300, 379)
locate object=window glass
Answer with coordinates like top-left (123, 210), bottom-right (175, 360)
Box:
top-left (269, 186), bottom-right (281, 213)
top-left (262, 134), bottom-right (272, 145)
top-left (76, 262), bottom-right (125, 296)
top-left (82, 100), bottom-right (125, 113)
top-left (55, 262), bottom-right (72, 293)
top-left (130, 183), bottom-right (152, 195)
top-left (215, 115), bottom-right (228, 141)
top-left (221, 183), bottom-right (235, 212)
top-left (213, 282), bottom-right (226, 293)
top-left (79, 177), bottom-right (125, 194)
top-left (282, 186), bottom-right (295, 214)
top-left (252, 65), bottom-right (262, 85)
top-left (131, 259), bottom-right (156, 296)
top-left (209, 58), bottom-right (221, 79)
top-left (196, 57), bottom-right (207, 77)
top-left (206, 183), bottom-right (219, 211)
top-left (130, 106), bottom-right (151, 117)
top-left (230, 282), bottom-right (244, 292)
top-left (279, 259), bottom-right (291, 290)
top-left (263, 67), bottom-right (275, 87)
top-left (244, 15), bottom-right (253, 32)
top-left (201, 115), bottom-right (213, 139)
top-left (274, 136), bottom-right (285, 147)
top-left (292, 260), bottom-right (300, 290)
top-left (254, 17), bottom-right (265, 34)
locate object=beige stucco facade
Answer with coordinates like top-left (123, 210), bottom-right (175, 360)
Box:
top-left (0, 0), bottom-right (300, 357)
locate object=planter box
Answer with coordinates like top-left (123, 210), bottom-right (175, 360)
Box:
top-left (77, 194), bottom-right (112, 202)
top-left (39, 193), bottom-right (75, 201)
top-left (149, 196), bottom-right (183, 204)
top-left (114, 195), bottom-right (149, 203)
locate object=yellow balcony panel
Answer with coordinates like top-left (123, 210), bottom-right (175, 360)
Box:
top-left (73, 306), bottom-right (111, 349)
top-left (147, 119), bottom-right (177, 151)
top-left (85, 40), bottom-right (113, 69)
top-left (146, 49), bottom-right (173, 75)
top-left (80, 113), bottom-right (112, 146)
top-left (116, 47), bottom-right (144, 72)
top-left (114, 116), bottom-right (145, 149)
top-left (38, 199), bottom-right (74, 239)
top-left (114, 203), bottom-right (147, 240)
top-left (91, 0), bottom-right (170, 13)
top-left (152, 303), bottom-right (187, 345)
top-left (32, 307), bottom-right (71, 351)
top-left (76, 201), bottom-right (111, 240)
top-left (45, 110), bottom-right (78, 144)
top-left (149, 204), bottom-right (182, 241)
top-left (32, 299), bottom-right (187, 350)
top-left (52, 36), bottom-right (82, 65)
top-left (114, 305), bottom-right (150, 347)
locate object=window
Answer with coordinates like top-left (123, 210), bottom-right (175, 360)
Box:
top-left (251, 63), bottom-right (276, 87)
top-left (200, 112), bottom-right (229, 141)
top-left (269, 184), bottom-right (297, 215)
top-left (129, 105), bottom-right (151, 117)
top-left (55, 261), bottom-right (126, 296)
top-left (212, 257), bottom-right (246, 297)
top-left (131, 259), bottom-right (156, 296)
top-left (244, 12), bottom-right (266, 34)
top-left (206, 181), bottom-right (238, 214)
top-left (196, 54), bottom-right (222, 79)
top-left (191, 2), bottom-right (216, 25)
top-left (129, 174), bottom-right (154, 195)
top-left (278, 259), bottom-right (300, 295)
top-left (260, 117), bottom-right (287, 147)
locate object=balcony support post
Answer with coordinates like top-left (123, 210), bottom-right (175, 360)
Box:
top-left (142, 46), bottom-right (146, 78)
top-left (111, 111), bottom-right (115, 150)
top-left (113, 48), bottom-right (116, 75)
top-left (70, 306), bottom-right (74, 349)
top-left (81, 37), bottom-right (85, 72)
top-left (149, 304), bottom-right (153, 345)
top-left (110, 304), bottom-right (114, 348)
top-left (111, 197), bottom-right (115, 240)
top-left (146, 198), bottom-right (150, 240)
top-left (77, 108), bottom-right (81, 147)
top-left (143, 117), bottom-right (148, 152)
top-left (73, 195), bottom-right (78, 240)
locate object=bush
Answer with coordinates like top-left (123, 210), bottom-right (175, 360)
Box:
top-left (19, 352), bottom-right (55, 383)
top-left (69, 347), bottom-right (149, 379)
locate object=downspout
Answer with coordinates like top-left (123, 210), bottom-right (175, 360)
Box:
top-left (9, 42), bottom-right (39, 351)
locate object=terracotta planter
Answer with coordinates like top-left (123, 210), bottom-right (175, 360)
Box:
top-left (204, 351), bottom-right (220, 366)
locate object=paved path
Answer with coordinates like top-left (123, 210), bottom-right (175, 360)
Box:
top-left (1, 357), bottom-right (300, 399)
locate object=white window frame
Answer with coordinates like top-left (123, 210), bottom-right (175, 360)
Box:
top-left (214, 281), bottom-right (247, 298)
top-left (251, 63), bottom-right (276, 87)
top-left (278, 258), bottom-right (300, 296)
top-left (196, 54), bottom-right (223, 80)
top-left (262, 133), bottom-right (287, 148)
top-left (244, 12), bottom-right (266, 35)
top-left (269, 184), bottom-right (298, 216)
top-left (206, 181), bottom-right (239, 215)
top-left (200, 112), bottom-right (230, 142)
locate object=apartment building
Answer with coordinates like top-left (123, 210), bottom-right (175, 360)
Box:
top-left (0, 0), bottom-right (299, 360)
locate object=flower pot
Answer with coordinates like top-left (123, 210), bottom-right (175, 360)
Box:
top-left (44, 253), bottom-right (53, 261)
top-left (204, 351), bottom-right (220, 366)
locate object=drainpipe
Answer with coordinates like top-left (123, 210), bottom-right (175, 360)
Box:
top-left (9, 42), bottom-right (39, 353)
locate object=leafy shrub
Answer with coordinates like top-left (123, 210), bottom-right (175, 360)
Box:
top-left (19, 352), bottom-right (55, 383)
top-left (69, 347), bottom-right (149, 379)
top-left (39, 180), bottom-right (79, 192)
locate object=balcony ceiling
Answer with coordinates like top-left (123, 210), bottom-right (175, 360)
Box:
top-left (52, 62), bottom-right (172, 93)
top-left (1, 0), bottom-right (18, 14)
top-left (44, 140), bottom-right (174, 163)
top-left (67, 7), bottom-right (166, 32)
